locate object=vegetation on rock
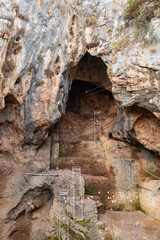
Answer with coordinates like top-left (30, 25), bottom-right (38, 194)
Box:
top-left (123, 0), bottom-right (160, 38)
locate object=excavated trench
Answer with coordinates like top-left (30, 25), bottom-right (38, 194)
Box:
top-left (49, 53), bottom-right (160, 239)
top-left (51, 53), bottom-right (118, 212)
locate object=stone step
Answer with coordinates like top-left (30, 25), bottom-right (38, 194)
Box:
top-left (85, 194), bottom-right (105, 214)
top-left (82, 174), bottom-right (113, 210)
top-left (57, 140), bottom-right (102, 159)
top-left (51, 157), bottom-right (108, 177)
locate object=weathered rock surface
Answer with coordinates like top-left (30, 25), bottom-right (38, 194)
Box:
top-left (139, 180), bottom-right (160, 221)
top-left (99, 211), bottom-right (160, 240)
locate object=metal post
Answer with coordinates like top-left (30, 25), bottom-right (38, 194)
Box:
top-left (72, 167), bottom-right (83, 221)
top-left (94, 111), bottom-right (102, 159)
top-left (59, 190), bottom-right (70, 240)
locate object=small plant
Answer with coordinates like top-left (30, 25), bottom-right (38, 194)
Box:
top-left (70, 1), bottom-right (74, 5)
top-left (111, 35), bottom-right (129, 53)
top-left (122, 0), bottom-right (160, 40)
top-left (75, 5), bottom-right (82, 10)
top-left (116, 38), bottom-right (123, 50)
top-left (140, 39), bottom-right (148, 49)
top-left (116, 24), bottom-right (124, 31)
top-left (111, 40), bottom-right (117, 50)
top-left (107, 28), bottom-right (113, 33)
top-left (107, 28), bottom-right (113, 37)
top-left (123, 34), bottom-right (129, 42)
top-left (112, 54), bottom-right (117, 64)
top-left (107, 65), bottom-right (113, 78)
top-left (134, 29), bottom-right (139, 39)
top-left (0, 73), bottom-right (4, 82)
top-left (86, 16), bottom-right (97, 26)
top-left (98, 224), bottom-right (105, 230)
top-left (149, 47), bottom-right (156, 53)
top-left (111, 38), bottom-right (123, 52)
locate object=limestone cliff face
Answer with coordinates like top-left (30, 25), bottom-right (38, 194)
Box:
top-left (0, 0), bottom-right (160, 158)
top-left (0, 0), bottom-right (160, 239)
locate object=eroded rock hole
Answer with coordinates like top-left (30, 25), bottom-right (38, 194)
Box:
top-left (8, 186), bottom-right (53, 240)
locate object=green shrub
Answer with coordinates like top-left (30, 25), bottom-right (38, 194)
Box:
top-left (123, 0), bottom-right (160, 39)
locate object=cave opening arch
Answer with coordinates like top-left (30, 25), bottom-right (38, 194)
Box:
top-left (50, 52), bottom-right (118, 211)
top-left (50, 52), bottom-right (117, 162)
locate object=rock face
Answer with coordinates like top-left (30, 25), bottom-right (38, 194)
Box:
top-left (99, 211), bottom-right (160, 240)
top-left (0, 0), bottom-right (160, 239)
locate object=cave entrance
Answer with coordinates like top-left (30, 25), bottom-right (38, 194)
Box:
top-left (51, 53), bottom-right (117, 212)
top-left (66, 79), bottom-right (113, 116)
top-left (51, 52), bottom-right (117, 159)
